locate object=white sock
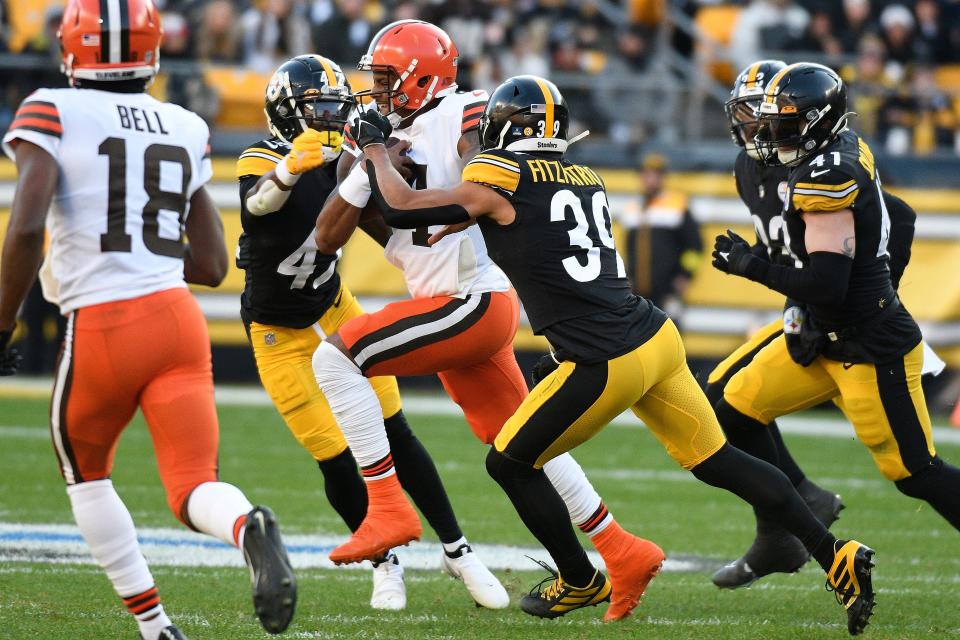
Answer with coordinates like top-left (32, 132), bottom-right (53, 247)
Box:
top-left (543, 453), bottom-right (614, 537)
top-left (442, 536), bottom-right (470, 556)
top-left (185, 481), bottom-right (252, 548)
top-left (313, 341), bottom-right (392, 474)
top-left (67, 480), bottom-right (172, 638)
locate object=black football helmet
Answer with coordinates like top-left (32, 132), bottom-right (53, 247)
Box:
top-left (264, 55), bottom-right (353, 143)
top-left (479, 75), bottom-right (570, 153)
top-left (755, 62), bottom-right (851, 166)
top-left (725, 59), bottom-right (786, 160)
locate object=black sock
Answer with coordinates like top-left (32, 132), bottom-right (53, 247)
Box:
top-left (486, 448), bottom-right (595, 586)
top-left (895, 457), bottom-right (960, 530)
top-left (715, 399), bottom-right (781, 467)
top-left (317, 449), bottom-right (367, 532)
top-left (769, 422), bottom-right (807, 487)
top-left (691, 443), bottom-right (836, 572)
top-left (385, 410), bottom-right (463, 544)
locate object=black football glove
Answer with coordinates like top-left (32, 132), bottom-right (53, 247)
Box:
top-left (352, 110), bottom-right (393, 150)
top-left (0, 329), bottom-right (22, 376)
top-left (712, 229), bottom-right (763, 278)
top-left (530, 353), bottom-right (561, 387)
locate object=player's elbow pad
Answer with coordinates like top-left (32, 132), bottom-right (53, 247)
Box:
top-left (245, 179), bottom-right (290, 216)
top-left (766, 251), bottom-right (851, 306)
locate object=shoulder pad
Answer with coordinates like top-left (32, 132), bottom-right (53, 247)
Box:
top-left (463, 150), bottom-right (521, 196)
top-left (236, 140), bottom-right (285, 179)
top-left (10, 91), bottom-right (63, 140)
top-left (791, 160), bottom-right (860, 213)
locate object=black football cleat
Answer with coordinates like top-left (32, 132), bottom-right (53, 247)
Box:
top-left (242, 506), bottom-right (297, 634)
top-left (141, 625), bottom-right (188, 640)
top-left (798, 479), bottom-right (845, 527)
top-left (520, 559), bottom-right (611, 619)
top-left (826, 540), bottom-right (876, 636)
top-left (712, 519), bottom-right (809, 589)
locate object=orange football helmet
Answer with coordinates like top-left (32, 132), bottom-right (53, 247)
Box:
top-left (59, 0), bottom-right (163, 85)
top-left (357, 20), bottom-right (458, 120)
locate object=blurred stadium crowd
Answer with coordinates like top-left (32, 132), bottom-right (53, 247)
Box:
top-left (0, 0), bottom-right (958, 156)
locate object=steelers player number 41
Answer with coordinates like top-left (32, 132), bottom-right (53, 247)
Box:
top-left (551, 189), bottom-right (627, 282)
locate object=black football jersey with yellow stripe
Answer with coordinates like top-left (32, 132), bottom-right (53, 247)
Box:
top-left (735, 150), bottom-right (795, 266)
top-left (236, 138), bottom-right (341, 329)
top-left (464, 149), bottom-right (667, 364)
top-left (785, 130), bottom-right (921, 359)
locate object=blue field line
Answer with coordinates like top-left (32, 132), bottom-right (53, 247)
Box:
top-left (0, 529), bottom-right (338, 554)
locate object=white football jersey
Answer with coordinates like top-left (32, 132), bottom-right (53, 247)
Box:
top-left (349, 89), bottom-right (510, 299)
top-left (3, 87), bottom-right (213, 314)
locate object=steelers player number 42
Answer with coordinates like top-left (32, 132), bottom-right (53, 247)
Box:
top-left (551, 189), bottom-right (626, 282)
top-left (98, 137), bottom-right (192, 257)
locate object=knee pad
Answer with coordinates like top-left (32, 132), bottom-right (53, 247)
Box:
top-left (485, 447), bottom-right (536, 485)
top-left (895, 457), bottom-right (943, 499)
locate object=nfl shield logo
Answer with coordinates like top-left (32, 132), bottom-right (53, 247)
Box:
top-left (264, 333), bottom-right (277, 346)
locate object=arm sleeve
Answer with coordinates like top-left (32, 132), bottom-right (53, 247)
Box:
top-left (2, 90), bottom-right (62, 161)
top-left (745, 251), bottom-right (852, 306)
top-left (368, 162), bottom-right (470, 228)
top-left (883, 190), bottom-right (915, 289)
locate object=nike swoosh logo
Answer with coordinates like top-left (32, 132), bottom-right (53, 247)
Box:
top-left (333, 290), bottom-right (344, 307)
top-left (843, 362), bottom-right (855, 370)
top-left (810, 169), bottom-right (831, 177)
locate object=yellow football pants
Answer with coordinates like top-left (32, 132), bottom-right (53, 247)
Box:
top-left (724, 336), bottom-right (935, 481)
top-left (494, 319), bottom-right (727, 470)
top-left (248, 284), bottom-right (403, 462)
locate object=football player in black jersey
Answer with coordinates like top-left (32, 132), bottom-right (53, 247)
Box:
top-left (709, 61), bottom-right (924, 589)
top-left (354, 75), bottom-right (877, 634)
top-left (236, 55), bottom-right (500, 610)
top-left (713, 63), bottom-right (960, 553)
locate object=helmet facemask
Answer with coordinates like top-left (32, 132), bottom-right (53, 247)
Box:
top-left (266, 66), bottom-right (353, 161)
top-left (755, 103), bottom-right (842, 166)
top-left (724, 94), bottom-right (763, 160)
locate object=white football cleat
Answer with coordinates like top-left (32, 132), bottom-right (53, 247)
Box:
top-left (370, 552), bottom-right (406, 610)
top-left (441, 543), bottom-right (509, 609)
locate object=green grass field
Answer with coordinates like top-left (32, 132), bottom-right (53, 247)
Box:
top-left (1, 392), bottom-right (959, 640)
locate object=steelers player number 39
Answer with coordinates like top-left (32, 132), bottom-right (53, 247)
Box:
top-left (551, 189), bottom-right (627, 282)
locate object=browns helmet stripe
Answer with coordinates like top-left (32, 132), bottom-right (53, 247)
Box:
top-left (98, 0), bottom-right (110, 62)
top-left (118, 0), bottom-right (130, 64)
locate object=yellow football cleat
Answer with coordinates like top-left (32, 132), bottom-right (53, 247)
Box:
top-left (826, 540), bottom-right (876, 636)
top-left (520, 559), bottom-right (611, 619)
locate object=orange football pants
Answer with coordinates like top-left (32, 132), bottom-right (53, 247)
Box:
top-left (50, 287), bottom-right (219, 524)
top-left (338, 290), bottom-right (528, 444)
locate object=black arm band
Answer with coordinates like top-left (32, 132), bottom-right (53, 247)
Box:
top-left (746, 251), bottom-right (852, 306)
top-left (368, 161), bottom-right (470, 229)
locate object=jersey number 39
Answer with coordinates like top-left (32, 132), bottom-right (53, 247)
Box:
top-left (551, 189), bottom-right (626, 283)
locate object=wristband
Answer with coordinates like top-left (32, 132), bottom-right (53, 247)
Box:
top-left (338, 164), bottom-right (372, 208)
top-left (274, 159), bottom-right (300, 187)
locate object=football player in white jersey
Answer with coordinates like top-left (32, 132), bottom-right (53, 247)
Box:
top-left (0, 2), bottom-right (295, 638)
top-left (312, 20), bottom-right (662, 620)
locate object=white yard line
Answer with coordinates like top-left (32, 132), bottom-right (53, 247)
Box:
top-left (4, 378), bottom-right (960, 444)
top-left (0, 521), bottom-right (707, 573)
